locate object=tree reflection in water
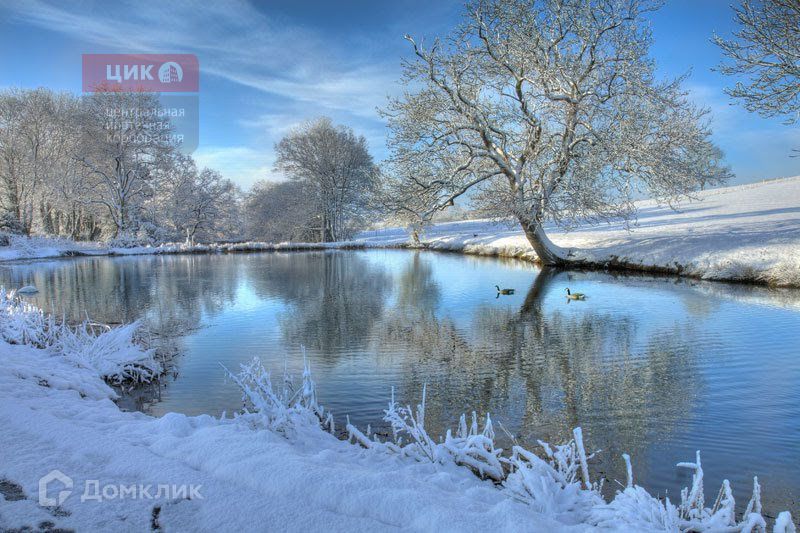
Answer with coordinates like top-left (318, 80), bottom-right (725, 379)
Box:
top-left (246, 251), bottom-right (392, 357)
top-left (369, 265), bottom-right (700, 492)
top-left (7, 251), bottom-right (796, 512)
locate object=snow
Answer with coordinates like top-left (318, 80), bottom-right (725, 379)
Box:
top-left (0, 340), bottom-right (575, 531)
top-left (1, 299), bottom-right (795, 531)
top-left (0, 289), bottom-right (160, 384)
top-left (1, 179), bottom-right (799, 529)
top-left (1, 177), bottom-right (798, 287)
top-left (356, 176), bottom-right (800, 287)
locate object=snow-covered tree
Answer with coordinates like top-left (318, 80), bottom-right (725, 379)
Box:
top-left (0, 89), bottom-right (84, 235)
top-left (275, 117), bottom-right (378, 242)
top-left (77, 90), bottom-right (174, 240)
top-left (0, 87), bottom-right (245, 243)
top-left (382, 0), bottom-right (731, 265)
top-left (714, 0), bottom-right (800, 127)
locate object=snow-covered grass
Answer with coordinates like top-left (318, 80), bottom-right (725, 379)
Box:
top-left (357, 176), bottom-right (800, 287)
top-left (0, 308), bottom-right (796, 531)
top-left (344, 381), bottom-right (793, 532)
top-left (0, 288), bottom-right (160, 384)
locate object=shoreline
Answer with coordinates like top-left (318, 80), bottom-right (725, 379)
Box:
top-left (2, 236), bottom-right (796, 289)
top-left (1, 176), bottom-right (798, 288)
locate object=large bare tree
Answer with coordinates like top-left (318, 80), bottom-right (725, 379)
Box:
top-left (275, 118), bottom-right (378, 242)
top-left (382, 0), bottom-right (730, 265)
top-left (77, 90), bottom-right (173, 239)
top-left (714, 0), bottom-right (800, 131)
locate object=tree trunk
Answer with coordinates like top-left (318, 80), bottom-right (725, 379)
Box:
top-left (518, 215), bottom-right (571, 266)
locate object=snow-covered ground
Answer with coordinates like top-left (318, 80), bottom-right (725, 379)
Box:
top-left (357, 176), bottom-right (800, 287)
top-left (1, 177), bottom-right (798, 287)
top-left (0, 235), bottom-right (368, 262)
top-left (0, 294), bottom-right (795, 532)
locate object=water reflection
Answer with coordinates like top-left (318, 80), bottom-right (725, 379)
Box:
top-left (0, 251), bottom-right (797, 518)
top-left (247, 252), bottom-right (392, 354)
top-left (368, 266), bottom-right (700, 493)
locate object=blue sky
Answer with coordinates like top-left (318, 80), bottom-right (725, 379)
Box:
top-left (0, 0), bottom-right (797, 189)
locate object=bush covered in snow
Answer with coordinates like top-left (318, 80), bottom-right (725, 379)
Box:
top-left (340, 384), bottom-right (794, 532)
top-left (0, 287), bottom-right (161, 383)
top-left (222, 357), bottom-right (798, 531)
top-left (224, 355), bottom-right (334, 437)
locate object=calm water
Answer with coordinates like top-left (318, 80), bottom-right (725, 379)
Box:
top-left (2, 250), bottom-right (798, 517)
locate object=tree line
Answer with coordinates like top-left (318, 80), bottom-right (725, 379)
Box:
top-left (3, 0), bottom-right (793, 252)
top-left (0, 88), bottom-right (246, 244)
top-left (0, 89), bottom-right (378, 245)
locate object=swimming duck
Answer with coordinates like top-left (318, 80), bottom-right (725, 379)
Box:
top-left (565, 288), bottom-right (585, 300)
top-left (17, 285), bottom-right (39, 295)
top-left (496, 285), bottom-right (515, 295)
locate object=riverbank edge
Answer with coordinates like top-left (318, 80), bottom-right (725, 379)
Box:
top-left (2, 236), bottom-right (796, 289)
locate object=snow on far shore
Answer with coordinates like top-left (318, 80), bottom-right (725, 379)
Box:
top-left (0, 176), bottom-right (798, 287)
top-left (357, 176), bottom-right (800, 287)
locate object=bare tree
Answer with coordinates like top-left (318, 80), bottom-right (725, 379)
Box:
top-left (245, 180), bottom-right (318, 242)
top-left (182, 168), bottom-right (238, 245)
top-left (382, 0), bottom-right (730, 265)
top-left (77, 90), bottom-right (173, 240)
top-left (275, 117), bottom-right (378, 242)
top-left (714, 0), bottom-right (800, 128)
top-left (0, 90), bottom-right (29, 233)
top-left (0, 87), bottom-right (247, 244)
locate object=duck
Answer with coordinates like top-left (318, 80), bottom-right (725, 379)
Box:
top-left (16, 285), bottom-right (39, 295)
top-left (495, 285), bottom-right (515, 295)
top-left (565, 288), bottom-right (585, 300)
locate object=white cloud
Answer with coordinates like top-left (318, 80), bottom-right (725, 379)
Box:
top-left (687, 82), bottom-right (800, 183)
top-left (1, 0), bottom-right (404, 187)
top-left (193, 146), bottom-right (279, 189)
top-left (3, 0), bottom-right (400, 121)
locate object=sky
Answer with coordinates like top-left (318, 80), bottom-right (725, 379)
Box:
top-left (0, 0), bottom-right (797, 190)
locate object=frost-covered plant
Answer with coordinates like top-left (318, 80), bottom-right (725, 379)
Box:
top-left (504, 429), bottom-right (603, 522)
top-left (224, 354), bottom-right (334, 437)
top-left (55, 321), bottom-right (160, 384)
top-left (590, 451), bottom-right (789, 532)
top-left (442, 411), bottom-right (504, 482)
top-left (346, 384), bottom-right (795, 532)
top-left (347, 385), bottom-right (507, 481)
top-left (0, 289), bottom-right (59, 347)
top-left (0, 287), bottom-right (161, 383)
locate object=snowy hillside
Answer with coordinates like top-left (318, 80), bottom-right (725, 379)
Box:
top-left (358, 176), bottom-right (800, 287)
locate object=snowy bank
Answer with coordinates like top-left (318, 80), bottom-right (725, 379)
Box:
top-left (357, 177), bottom-right (800, 287)
top-left (0, 234), bottom-right (374, 263)
top-left (0, 300), bottom-right (795, 531)
top-left (2, 177), bottom-right (798, 287)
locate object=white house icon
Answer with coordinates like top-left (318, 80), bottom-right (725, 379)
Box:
top-left (39, 470), bottom-right (73, 507)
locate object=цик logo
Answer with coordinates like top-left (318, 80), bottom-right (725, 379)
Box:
top-left (158, 61), bottom-right (183, 84)
top-left (82, 54), bottom-right (198, 93)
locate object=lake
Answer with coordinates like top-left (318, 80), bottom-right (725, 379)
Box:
top-left (2, 250), bottom-right (798, 518)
